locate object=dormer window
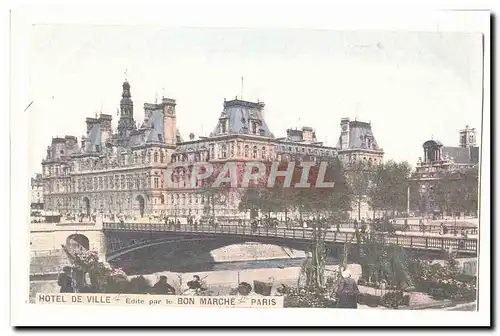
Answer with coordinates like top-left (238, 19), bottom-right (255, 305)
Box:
top-left (158, 134), bottom-right (163, 142)
top-left (251, 122), bottom-right (258, 134)
top-left (220, 121), bottom-right (227, 134)
top-left (95, 145), bottom-right (100, 152)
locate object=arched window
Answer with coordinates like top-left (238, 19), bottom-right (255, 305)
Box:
top-left (160, 194), bottom-right (165, 204)
top-left (244, 145), bottom-right (249, 158)
top-left (261, 146), bottom-right (266, 159)
top-left (221, 145), bottom-right (227, 159)
top-left (171, 154), bottom-right (176, 163)
top-left (253, 146), bottom-right (258, 159)
top-left (154, 152), bottom-right (158, 162)
top-left (134, 153), bottom-right (138, 163)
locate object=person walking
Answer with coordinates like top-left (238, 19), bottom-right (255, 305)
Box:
top-left (57, 266), bottom-right (75, 293)
top-left (336, 270), bottom-right (360, 309)
top-left (152, 276), bottom-right (176, 295)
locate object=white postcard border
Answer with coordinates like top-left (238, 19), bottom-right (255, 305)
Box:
top-left (8, 2), bottom-right (491, 327)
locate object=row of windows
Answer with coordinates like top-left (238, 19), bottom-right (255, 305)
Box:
top-left (173, 144), bottom-right (272, 162)
top-left (44, 165), bottom-right (70, 177)
top-left (77, 149), bottom-right (169, 172)
top-left (279, 145), bottom-right (335, 157)
top-left (76, 175), bottom-right (153, 192)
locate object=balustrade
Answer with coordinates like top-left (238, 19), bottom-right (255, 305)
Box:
top-left (102, 222), bottom-right (477, 253)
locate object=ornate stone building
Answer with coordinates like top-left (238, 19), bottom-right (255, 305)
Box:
top-left (41, 79), bottom-right (382, 221)
top-left (336, 118), bottom-right (385, 220)
top-left (412, 125), bottom-right (479, 217)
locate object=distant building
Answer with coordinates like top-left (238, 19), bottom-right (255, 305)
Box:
top-left (413, 125), bottom-right (479, 217)
top-left (30, 174), bottom-right (44, 211)
top-left (336, 118), bottom-right (384, 165)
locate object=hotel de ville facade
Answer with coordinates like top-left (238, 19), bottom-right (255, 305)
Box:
top-left (40, 79), bottom-right (384, 221)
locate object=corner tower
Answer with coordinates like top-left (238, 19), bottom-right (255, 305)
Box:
top-left (162, 97), bottom-right (177, 146)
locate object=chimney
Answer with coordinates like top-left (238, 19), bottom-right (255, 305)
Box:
top-left (302, 126), bottom-right (314, 143)
top-left (98, 114), bottom-right (113, 145)
top-left (85, 117), bottom-right (99, 134)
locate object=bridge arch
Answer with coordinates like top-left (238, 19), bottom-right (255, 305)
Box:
top-left (104, 233), bottom-right (315, 262)
top-left (136, 195), bottom-right (145, 217)
top-left (66, 233), bottom-right (90, 251)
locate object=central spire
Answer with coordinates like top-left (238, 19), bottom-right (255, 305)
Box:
top-left (122, 69), bottom-right (131, 98)
top-left (122, 80), bottom-right (131, 99)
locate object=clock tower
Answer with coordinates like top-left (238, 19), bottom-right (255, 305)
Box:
top-left (459, 125), bottom-right (476, 148)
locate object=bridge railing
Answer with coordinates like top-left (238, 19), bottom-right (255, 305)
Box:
top-left (102, 222), bottom-right (477, 254)
top-left (104, 220), bottom-right (478, 233)
top-left (338, 223), bottom-right (478, 235)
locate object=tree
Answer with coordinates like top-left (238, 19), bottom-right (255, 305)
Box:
top-left (367, 160), bottom-right (413, 218)
top-left (358, 232), bottom-right (414, 289)
top-left (291, 158), bottom-right (352, 290)
top-left (345, 160), bottom-right (374, 220)
top-left (238, 187), bottom-right (278, 219)
top-left (427, 165), bottom-right (479, 218)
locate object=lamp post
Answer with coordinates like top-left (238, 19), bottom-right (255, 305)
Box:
top-left (406, 185), bottom-right (410, 217)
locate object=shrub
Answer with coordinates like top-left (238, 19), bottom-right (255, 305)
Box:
top-left (281, 285), bottom-right (337, 308)
top-left (381, 290), bottom-right (405, 308)
top-left (408, 255), bottom-right (477, 301)
top-left (358, 293), bottom-right (381, 307)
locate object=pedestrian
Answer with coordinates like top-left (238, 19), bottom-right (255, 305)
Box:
top-left (57, 266), bottom-right (75, 293)
top-left (152, 276), bottom-right (176, 295)
top-left (187, 275), bottom-right (207, 292)
top-left (336, 270), bottom-right (360, 309)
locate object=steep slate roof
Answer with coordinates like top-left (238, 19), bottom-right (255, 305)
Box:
top-left (86, 123), bottom-right (101, 153)
top-left (336, 121), bottom-right (380, 150)
top-left (442, 146), bottom-right (480, 165)
top-left (210, 99), bottom-right (275, 138)
top-left (103, 107), bottom-right (184, 149)
top-left (145, 108), bottom-right (164, 143)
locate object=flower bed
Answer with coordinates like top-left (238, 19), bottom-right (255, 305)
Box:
top-left (280, 286), bottom-right (337, 308)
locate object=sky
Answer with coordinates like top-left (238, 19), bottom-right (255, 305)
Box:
top-left (27, 26), bottom-right (483, 176)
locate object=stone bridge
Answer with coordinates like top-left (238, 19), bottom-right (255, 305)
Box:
top-left (30, 217), bottom-right (478, 276)
top-left (101, 222), bottom-right (478, 259)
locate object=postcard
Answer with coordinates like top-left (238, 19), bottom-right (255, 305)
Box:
top-left (9, 5), bottom-right (491, 327)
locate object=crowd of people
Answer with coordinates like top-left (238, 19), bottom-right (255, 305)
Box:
top-left (57, 267), bottom-right (208, 296)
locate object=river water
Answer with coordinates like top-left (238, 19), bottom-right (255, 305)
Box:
top-left (110, 242), bottom-right (339, 275)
